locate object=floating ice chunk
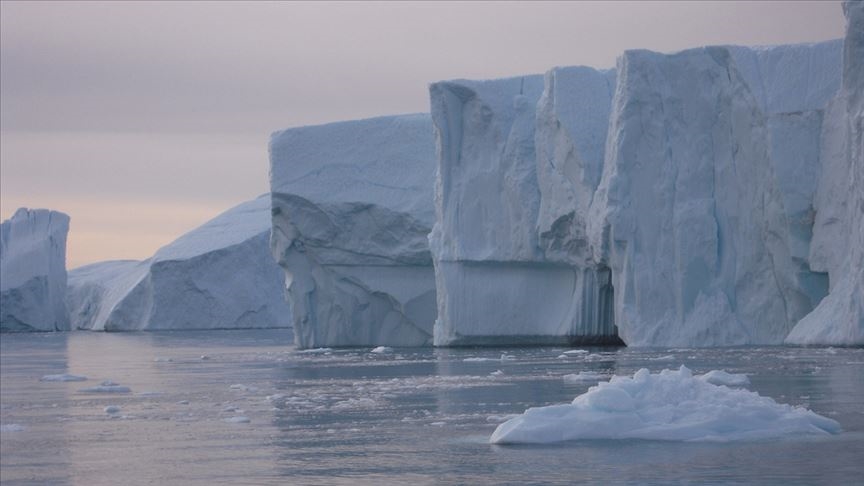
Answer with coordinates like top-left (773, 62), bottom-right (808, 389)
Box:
top-left (229, 384), bottom-right (258, 393)
top-left (490, 370), bottom-right (505, 377)
top-left (104, 405), bottom-right (121, 414)
top-left (223, 416), bottom-right (250, 424)
top-left (490, 366), bottom-right (840, 444)
top-left (80, 385), bottom-right (132, 393)
top-left (463, 357), bottom-right (498, 362)
top-left (331, 398), bottom-right (379, 410)
top-left (698, 370), bottom-right (750, 387)
top-left (153, 357), bottom-right (173, 362)
top-left (297, 348), bottom-right (333, 354)
top-left (370, 346), bottom-right (393, 354)
top-left (40, 374), bottom-right (87, 382)
top-left (562, 350), bottom-right (589, 355)
top-left (562, 371), bottom-right (607, 384)
top-left (1, 424), bottom-right (25, 432)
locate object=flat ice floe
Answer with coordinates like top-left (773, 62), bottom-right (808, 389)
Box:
top-left (40, 374), bottom-right (88, 382)
top-left (490, 366), bottom-right (840, 444)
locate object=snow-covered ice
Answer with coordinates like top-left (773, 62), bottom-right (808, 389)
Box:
top-left (490, 366), bottom-right (841, 444)
top-left (1, 208), bottom-right (70, 331)
top-left (67, 195), bottom-right (292, 331)
top-left (269, 114), bottom-right (437, 348)
top-left (370, 346), bottom-right (393, 354)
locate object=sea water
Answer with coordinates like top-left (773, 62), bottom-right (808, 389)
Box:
top-left (2, 330), bottom-right (863, 484)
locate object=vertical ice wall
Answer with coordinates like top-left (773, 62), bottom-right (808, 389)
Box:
top-left (0, 208), bottom-right (70, 331)
top-left (588, 41), bottom-right (842, 346)
top-left (787, 1), bottom-right (864, 345)
top-left (429, 71), bottom-right (623, 345)
top-left (269, 115), bottom-right (437, 348)
top-left (430, 38), bottom-right (843, 347)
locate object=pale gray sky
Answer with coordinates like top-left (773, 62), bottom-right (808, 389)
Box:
top-left (0, 1), bottom-right (845, 268)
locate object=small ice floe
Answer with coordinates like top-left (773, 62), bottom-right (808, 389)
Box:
top-left (0, 424), bottom-right (26, 432)
top-left (562, 350), bottom-right (589, 355)
top-left (80, 381), bottom-right (131, 393)
top-left (223, 416), bottom-right (250, 424)
top-left (104, 405), bottom-right (121, 414)
top-left (500, 354), bottom-right (516, 361)
top-left (177, 400), bottom-right (190, 405)
top-left (297, 348), bottom-right (332, 354)
top-left (463, 357), bottom-right (498, 362)
top-left (40, 374), bottom-right (88, 382)
top-left (648, 354), bottom-right (676, 361)
top-left (267, 394), bottom-right (286, 402)
top-left (697, 370), bottom-right (750, 387)
top-left (331, 397), bottom-right (378, 411)
top-left (370, 346), bottom-right (392, 354)
top-left (229, 384), bottom-right (258, 393)
top-left (200, 355), bottom-right (210, 360)
top-left (562, 371), bottom-right (607, 384)
top-left (137, 391), bottom-right (163, 397)
top-left (153, 357), bottom-right (173, 363)
top-left (490, 366), bottom-right (841, 444)
top-left (430, 421), bottom-right (446, 426)
top-left (490, 370), bottom-right (505, 377)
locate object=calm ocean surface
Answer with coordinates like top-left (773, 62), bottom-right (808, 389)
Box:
top-left (2, 330), bottom-right (863, 485)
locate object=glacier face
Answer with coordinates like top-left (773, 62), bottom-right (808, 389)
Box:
top-left (0, 208), bottom-right (70, 331)
top-left (67, 195), bottom-right (292, 331)
top-left (429, 35), bottom-right (850, 347)
top-left (786, 1), bottom-right (864, 345)
top-left (269, 114), bottom-right (437, 348)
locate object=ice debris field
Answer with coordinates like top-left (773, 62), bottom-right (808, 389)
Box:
top-left (490, 366), bottom-right (840, 444)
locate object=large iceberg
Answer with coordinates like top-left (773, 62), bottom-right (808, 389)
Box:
top-left (67, 195), bottom-right (292, 330)
top-left (1, 208), bottom-right (70, 331)
top-left (430, 71), bottom-right (624, 346)
top-left (269, 114), bottom-right (437, 348)
top-left (786, 1), bottom-right (864, 345)
top-left (429, 31), bottom-right (850, 346)
top-left (490, 366), bottom-right (841, 444)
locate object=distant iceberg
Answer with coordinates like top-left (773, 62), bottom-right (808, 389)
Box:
top-left (490, 366), bottom-right (840, 444)
top-left (67, 195), bottom-right (292, 331)
top-left (1, 208), bottom-right (70, 331)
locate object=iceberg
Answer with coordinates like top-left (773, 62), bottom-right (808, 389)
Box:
top-left (430, 71), bottom-right (624, 346)
top-left (269, 114), bottom-right (437, 348)
top-left (67, 195), bottom-right (292, 330)
top-left (429, 29), bottom-right (848, 346)
top-left (786, 1), bottom-right (864, 345)
top-left (1, 208), bottom-right (70, 331)
top-left (490, 366), bottom-right (840, 444)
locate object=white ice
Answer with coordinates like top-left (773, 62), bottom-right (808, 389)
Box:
top-left (1, 208), bottom-right (70, 331)
top-left (40, 374), bottom-right (88, 382)
top-left (490, 366), bottom-right (840, 444)
top-left (67, 195), bottom-right (292, 331)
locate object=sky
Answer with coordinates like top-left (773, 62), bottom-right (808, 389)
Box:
top-left (0, 1), bottom-right (846, 269)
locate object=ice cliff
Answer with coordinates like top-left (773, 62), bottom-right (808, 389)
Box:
top-left (269, 114), bottom-right (437, 348)
top-left (786, 1), bottom-right (864, 345)
top-left (1, 208), bottom-right (70, 331)
top-left (67, 195), bottom-right (292, 330)
top-left (430, 27), bottom-right (855, 345)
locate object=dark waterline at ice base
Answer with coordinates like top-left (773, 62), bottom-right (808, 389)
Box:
top-left (2, 330), bottom-right (863, 484)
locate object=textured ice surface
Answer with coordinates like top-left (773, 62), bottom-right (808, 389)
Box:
top-left (787, 1), bottom-right (864, 345)
top-left (0, 208), bottom-right (70, 331)
top-left (40, 374), bottom-right (87, 382)
top-left (490, 366), bottom-right (840, 444)
top-left (269, 115), bottom-right (436, 348)
top-left (429, 72), bottom-right (622, 346)
top-left (430, 34), bottom-right (849, 347)
top-left (67, 195), bottom-right (292, 331)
